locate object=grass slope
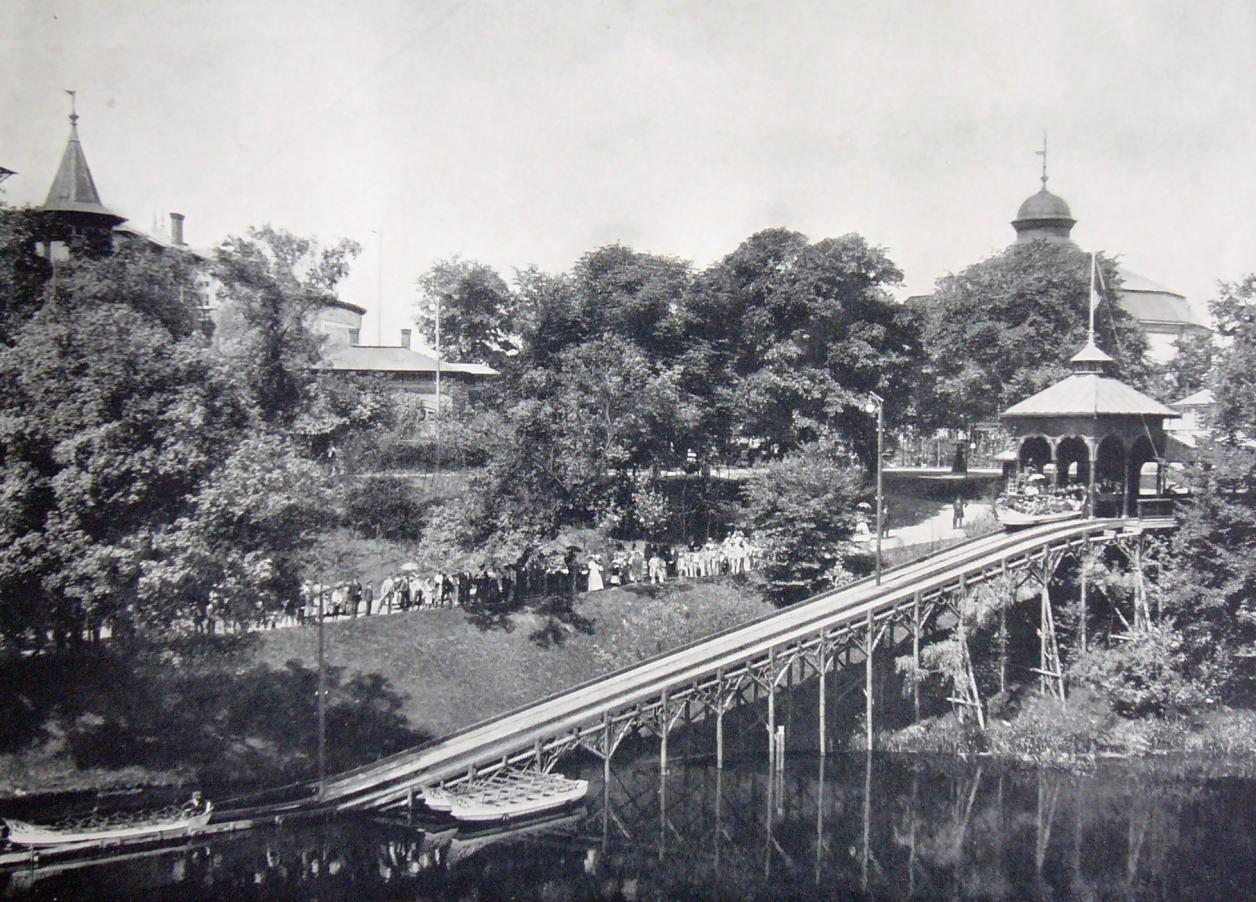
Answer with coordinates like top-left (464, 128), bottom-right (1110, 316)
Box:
top-left (256, 579), bottom-right (772, 738)
top-left (0, 580), bottom-right (771, 798)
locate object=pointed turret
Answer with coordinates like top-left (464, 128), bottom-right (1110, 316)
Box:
top-left (41, 95), bottom-right (125, 237)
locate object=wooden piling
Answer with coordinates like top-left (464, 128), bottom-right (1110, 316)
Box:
top-left (865, 611), bottom-right (875, 751)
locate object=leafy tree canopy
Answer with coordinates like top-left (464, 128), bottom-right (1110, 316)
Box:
top-left (0, 206), bottom-right (52, 343)
top-left (680, 229), bottom-right (919, 468)
top-left (416, 257), bottom-right (519, 368)
top-left (920, 242), bottom-right (1153, 426)
top-left (739, 436), bottom-right (865, 604)
top-left (514, 246), bottom-right (691, 368)
top-left (422, 335), bottom-right (700, 568)
top-left (1146, 276), bottom-right (1256, 702)
top-left (1159, 330), bottom-right (1215, 403)
top-left (214, 226), bottom-right (360, 424)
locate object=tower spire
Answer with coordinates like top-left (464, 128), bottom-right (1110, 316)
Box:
top-left (1035, 130), bottom-right (1048, 189)
top-left (42, 93), bottom-right (124, 227)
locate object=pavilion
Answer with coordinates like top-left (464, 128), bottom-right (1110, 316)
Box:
top-left (1000, 340), bottom-right (1179, 518)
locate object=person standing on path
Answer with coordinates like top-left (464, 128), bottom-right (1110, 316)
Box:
top-left (952, 495), bottom-right (966, 529)
top-left (587, 555), bottom-right (605, 592)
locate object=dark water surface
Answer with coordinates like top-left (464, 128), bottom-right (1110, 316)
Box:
top-left (3, 752), bottom-right (1255, 900)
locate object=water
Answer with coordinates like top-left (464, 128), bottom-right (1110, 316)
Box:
top-left (3, 752), bottom-right (1255, 900)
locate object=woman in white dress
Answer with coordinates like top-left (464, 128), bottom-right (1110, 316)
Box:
top-left (587, 555), bottom-right (605, 592)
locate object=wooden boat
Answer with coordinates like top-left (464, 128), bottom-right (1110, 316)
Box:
top-left (993, 501), bottom-right (1082, 529)
top-left (2, 801), bottom-right (212, 849)
top-left (424, 772), bottom-right (588, 823)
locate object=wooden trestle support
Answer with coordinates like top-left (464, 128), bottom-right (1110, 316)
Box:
top-left (370, 523), bottom-right (1168, 813)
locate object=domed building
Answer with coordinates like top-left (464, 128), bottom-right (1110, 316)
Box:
top-left (1009, 178), bottom-right (1209, 363)
top-left (1011, 186), bottom-right (1076, 245)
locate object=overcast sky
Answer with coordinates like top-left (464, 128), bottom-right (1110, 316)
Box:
top-left (4, 0), bottom-right (1254, 346)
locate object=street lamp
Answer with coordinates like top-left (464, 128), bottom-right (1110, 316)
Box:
top-left (865, 392), bottom-right (884, 585)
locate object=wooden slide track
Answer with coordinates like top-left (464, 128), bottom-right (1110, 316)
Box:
top-left (315, 516), bottom-right (1169, 812)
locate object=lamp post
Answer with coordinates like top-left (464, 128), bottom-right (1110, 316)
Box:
top-left (433, 292), bottom-right (443, 482)
top-left (865, 392), bottom-right (885, 585)
top-left (317, 579), bottom-right (326, 797)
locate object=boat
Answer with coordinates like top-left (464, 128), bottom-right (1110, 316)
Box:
top-left (2, 800), bottom-right (213, 849)
top-left (993, 500), bottom-right (1082, 529)
top-left (423, 771), bottom-right (588, 823)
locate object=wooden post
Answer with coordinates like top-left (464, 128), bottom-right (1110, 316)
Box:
top-left (317, 581), bottom-right (326, 797)
top-left (1040, 557), bottom-right (1049, 696)
top-left (659, 688), bottom-right (670, 775)
top-left (999, 559), bottom-right (1009, 697)
top-left (716, 669), bottom-right (726, 769)
top-left (1079, 556), bottom-right (1089, 653)
top-left (603, 713), bottom-right (612, 787)
top-left (861, 750), bottom-right (872, 891)
top-left (998, 604), bottom-right (1008, 697)
top-left (767, 647), bottom-right (777, 767)
top-left (814, 753), bottom-right (825, 887)
top-left (912, 592), bottom-right (922, 723)
top-left (865, 611), bottom-right (875, 752)
top-left (818, 650), bottom-right (827, 755)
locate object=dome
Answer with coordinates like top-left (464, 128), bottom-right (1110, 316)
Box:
top-left (1015, 188), bottom-right (1073, 222)
top-left (1011, 186), bottom-right (1076, 244)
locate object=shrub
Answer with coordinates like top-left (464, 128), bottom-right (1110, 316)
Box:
top-left (1069, 623), bottom-right (1204, 717)
top-left (345, 477), bottom-right (430, 541)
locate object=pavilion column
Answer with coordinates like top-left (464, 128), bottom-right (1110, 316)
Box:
top-left (1086, 440), bottom-right (1097, 518)
top-left (1050, 438), bottom-right (1062, 488)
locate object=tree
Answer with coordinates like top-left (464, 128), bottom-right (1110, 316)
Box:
top-left (920, 242), bottom-right (1153, 427)
top-left (138, 434), bottom-right (336, 629)
top-left (214, 226), bottom-right (360, 424)
top-left (739, 438), bottom-right (865, 604)
top-left (1127, 277), bottom-right (1256, 704)
top-left (513, 246), bottom-right (691, 369)
top-left (1160, 330), bottom-right (1215, 402)
top-left (0, 206), bottom-right (52, 343)
top-left (0, 303), bottom-right (252, 647)
top-left (56, 241), bottom-right (205, 340)
top-left (570, 244), bottom-right (691, 360)
top-left (680, 229), bottom-right (919, 469)
top-left (422, 335), bottom-right (699, 567)
top-left (416, 258), bottom-right (519, 368)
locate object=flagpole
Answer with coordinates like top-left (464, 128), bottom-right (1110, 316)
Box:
top-left (1088, 253), bottom-right (1097, 344)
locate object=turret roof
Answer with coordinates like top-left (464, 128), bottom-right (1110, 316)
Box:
top-left (42, 116), bottom-right (124, 224)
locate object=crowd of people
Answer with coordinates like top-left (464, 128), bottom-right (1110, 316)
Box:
top-left (998, 471), bottom-right (1087, 516)
top-left (192, 533), bottom-right (765, 635)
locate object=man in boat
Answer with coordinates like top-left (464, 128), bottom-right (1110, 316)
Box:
top-left (182, 791), bottom-right (210, 817)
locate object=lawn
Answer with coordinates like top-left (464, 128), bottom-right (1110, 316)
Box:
top-left (0, 579), bottom-right (772, 799)
top-left (256, 579), bottom-right (772, 738)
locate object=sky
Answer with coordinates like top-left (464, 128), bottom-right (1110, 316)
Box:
top-left (3, 0), bottom-right (1254, 347)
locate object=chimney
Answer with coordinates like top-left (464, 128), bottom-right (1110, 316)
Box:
top-left (400, 328), bottom-right (411, 349)
top-left (169, 212), bottom-right (185, 246)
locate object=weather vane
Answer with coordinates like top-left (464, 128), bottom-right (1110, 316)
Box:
top-left (65, 89), bottom-right (78, 126)
top-left (1035, 130), bottom-right (1048, 189)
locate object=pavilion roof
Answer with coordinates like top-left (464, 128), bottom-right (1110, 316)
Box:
top-left (1002, 373), bottom-right (1179, 419)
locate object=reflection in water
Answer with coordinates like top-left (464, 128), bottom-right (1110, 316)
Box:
top-left (3, 752), bottom-right (1256, 899)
